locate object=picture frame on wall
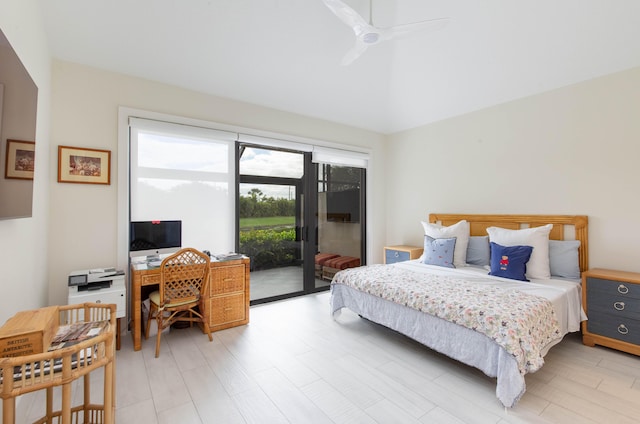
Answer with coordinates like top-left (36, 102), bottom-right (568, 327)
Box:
top-left (58, 145), bottom-right (111, 185)
top-left (5, 139), bottom-right (36, 180)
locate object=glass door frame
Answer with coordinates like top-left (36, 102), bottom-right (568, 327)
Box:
top-left (236, 143), bottom-right (318, 305)
top-left (236, 142), bottom-right (367, 305)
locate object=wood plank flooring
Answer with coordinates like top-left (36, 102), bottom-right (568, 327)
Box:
top-left (10, 291), bottom-right (640, 423)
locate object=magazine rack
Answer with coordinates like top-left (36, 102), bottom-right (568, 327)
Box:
top-left (0, 303), bottom-right (116, 424)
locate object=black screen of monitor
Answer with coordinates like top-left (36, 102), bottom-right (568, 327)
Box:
top-left (129, 220), bottom-right (182, 252)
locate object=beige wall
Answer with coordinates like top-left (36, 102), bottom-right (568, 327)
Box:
top-left (48, 60), bottom-right (386, 307)
top-left (385, 67), bottom-right (640, 272)
top-left (0, 0), bottom-right (52, 324)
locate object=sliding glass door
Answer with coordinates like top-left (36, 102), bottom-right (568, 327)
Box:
top-left (238, 143), bottom-right (367, 304)
top-left (238, 145), bottom-right (307, 303)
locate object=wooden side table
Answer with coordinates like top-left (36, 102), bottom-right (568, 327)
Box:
top-left (582, 268), bottom-right (640, 356)
top-left (384, 245), bottom-right (423, 264)
top-left (0, 303), bottom-right (116, 424)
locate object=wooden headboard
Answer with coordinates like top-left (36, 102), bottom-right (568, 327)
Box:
top-left (428, 214), bottom-right (589, 272)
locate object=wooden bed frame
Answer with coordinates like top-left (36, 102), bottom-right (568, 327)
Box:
top-left (428, 213), bottom-right (589, 272)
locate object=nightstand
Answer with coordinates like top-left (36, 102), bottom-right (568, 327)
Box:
top-left (582, 268), bottom-right (640, 356)
top-left (384, 245), bottom-right (423, 264)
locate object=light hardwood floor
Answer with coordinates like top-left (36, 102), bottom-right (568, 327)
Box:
top-left (11, 291), bottom-right (640, 423)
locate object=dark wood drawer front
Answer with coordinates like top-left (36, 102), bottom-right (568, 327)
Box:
top-left (587, 291), bottom-right (640, 320)
top-left (587, 313), bottom-right (640, 345)
top-left (586, 277), bottom-right (640, 300)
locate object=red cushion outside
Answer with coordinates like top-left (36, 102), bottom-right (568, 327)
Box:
top-left (324, 256), bottom-right (360, 270)
top-left (315, 253), bottom-right (340, 265)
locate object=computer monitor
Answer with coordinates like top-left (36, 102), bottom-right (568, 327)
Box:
top-left (129, 220), bottom-right (182, 260)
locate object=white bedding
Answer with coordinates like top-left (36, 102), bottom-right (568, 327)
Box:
top-left (330, 260), bottom-right (586, 407)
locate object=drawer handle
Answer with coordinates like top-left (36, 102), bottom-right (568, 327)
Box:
top-left (617, 284), bottom-right (629, 294)
top-left (617, 324), bottom-right (629, 335)
top-left (224, 307), bottom-right (233, 311)
top-left (394, 252), bottom-right (399, 257)
top-left (613, 301), bottom-right (625, 311)
top-left (223, 278), bottom-right (234, 282)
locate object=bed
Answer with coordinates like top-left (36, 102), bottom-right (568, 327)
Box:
top-left (330, 214), bottom-right (588, 407)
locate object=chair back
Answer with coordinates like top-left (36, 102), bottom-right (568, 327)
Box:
top-left (159, 248), bottom-right (210, 307)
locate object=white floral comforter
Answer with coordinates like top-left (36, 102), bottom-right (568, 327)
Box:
top-left (332, 264), bottom-right (562, 376)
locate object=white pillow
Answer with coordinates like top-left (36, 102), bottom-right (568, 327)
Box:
top-left (421, 220), bottom-right (470, 267)
top-left (486, 224), bottom-right (553, 280)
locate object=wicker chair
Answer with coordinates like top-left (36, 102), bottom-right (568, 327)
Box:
top-left (145, 247), bottom-right (213, 357)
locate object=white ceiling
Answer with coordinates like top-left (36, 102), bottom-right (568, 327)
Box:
top-left (38, 0), bottom-right (640, 134)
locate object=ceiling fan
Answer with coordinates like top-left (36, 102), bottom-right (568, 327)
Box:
top-left (323, 0), bottom-right (449, 65)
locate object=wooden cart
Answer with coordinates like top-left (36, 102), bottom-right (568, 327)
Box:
top-left (0, 303), bottom-right (116, 424)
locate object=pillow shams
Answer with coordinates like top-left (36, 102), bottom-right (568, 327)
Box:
top-left (549, 239), bottom-right (581, 279)
top-left (466, 236), bottom-right (490, 266)
top-left (421, 220), bottom-right (469, 267)
top-left (489, 242), bottom-right (533, 281)
top-left (486, 224), bottom-right (552, 280)
top-left (422, 235), bottom-right (456, 268)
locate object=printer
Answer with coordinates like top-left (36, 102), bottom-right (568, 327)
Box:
top-left (68, 268), bottom-right (125, 291)
top-left (68, 268), bottom-right (126, 320)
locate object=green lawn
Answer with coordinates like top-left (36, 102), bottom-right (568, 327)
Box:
top-left (240, 216), bottom-right (295, 229)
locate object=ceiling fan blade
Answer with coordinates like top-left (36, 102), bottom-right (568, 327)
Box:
top-left (341, 39), bottom-right (369, 66)
top-left (379, 17), bottom-right (450, 41)
top-left (323, 0), bottom-right (369, 35)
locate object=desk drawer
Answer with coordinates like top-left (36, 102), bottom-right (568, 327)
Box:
top-left (211, 265), bottom-right (245, 295)
top-left (141, 274), bottom-right (160, 285)
top-left (208, 293), bottom-right (246, 326)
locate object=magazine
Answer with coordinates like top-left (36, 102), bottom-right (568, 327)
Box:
top-left (48, 320), bottom-right (109, 351)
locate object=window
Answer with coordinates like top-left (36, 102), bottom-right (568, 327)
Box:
top-left (129, 118), bottom-right (236, 254)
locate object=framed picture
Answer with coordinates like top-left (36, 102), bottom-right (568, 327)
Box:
top-left (5, 139), bottom-right (36, 180)
top-left (58, 145), bottom-right (111, 185)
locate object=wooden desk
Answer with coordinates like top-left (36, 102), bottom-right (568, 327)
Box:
top-left (130, 257), bottom-right (250, 351)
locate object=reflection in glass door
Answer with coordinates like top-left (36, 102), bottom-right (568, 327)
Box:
top-left (316, 164), bottom-right (365, 289)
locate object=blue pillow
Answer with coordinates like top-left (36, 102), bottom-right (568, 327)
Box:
top-left (422, 235), bottom-right (456, 268)
top-left (549, 240), bottom-right (581, 279)
top-left (489, 242), bottom-right (533, 281)
top-left (466, 236), bottom-right (490, 266)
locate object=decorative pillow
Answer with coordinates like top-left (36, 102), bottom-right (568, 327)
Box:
top-left (549, 239), bottom-right (581, 279)
top-left (421, 220), bottom-right (469, 267)
top-left (489, 242), bottom-right (533, 281)
top-left (486, 224), bottom-right (553, 280)
top-left (422, 235), bottom-right (456, 268)
top-left (466, 236), bottom-right (490, 266)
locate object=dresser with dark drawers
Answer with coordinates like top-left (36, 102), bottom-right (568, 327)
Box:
top-left (582, 268), bottom-right (640, 356)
